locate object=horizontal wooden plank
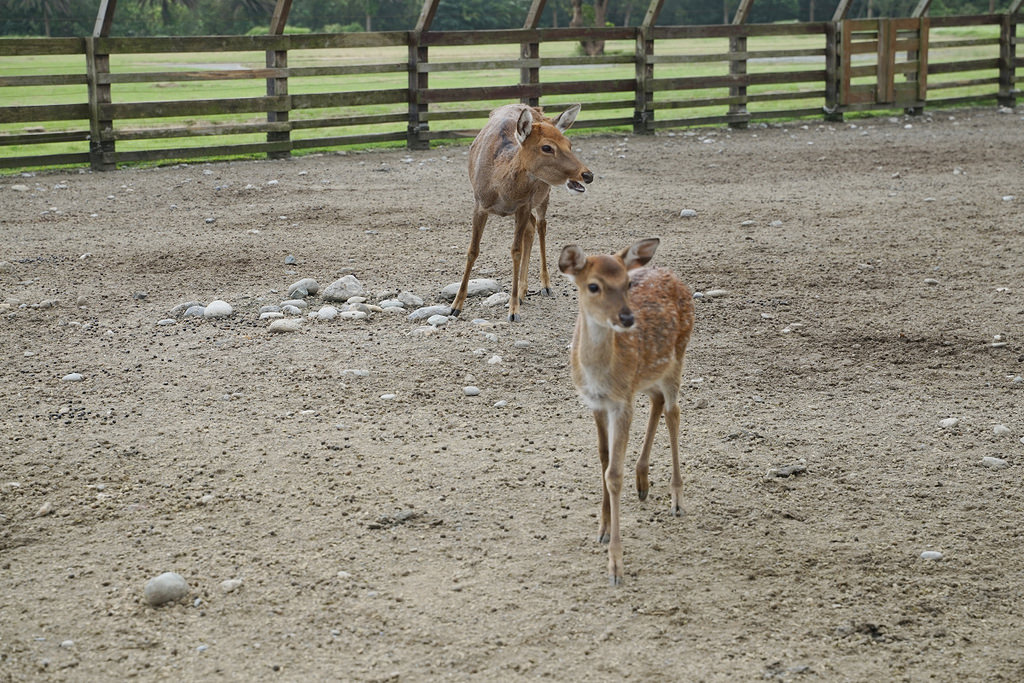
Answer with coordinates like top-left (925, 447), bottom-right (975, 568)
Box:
top-left (927, 76), bottom-right (999, 89)
top-left (652, 69), bottom-right (825, 91)
top-left (115, 140), bottom-right (292, 164)
top-left (419, 84), bottom-right (537, 104)
top-left (0, 151), bottom-right (91, 169)
top-left (103, 69), bottom-right (285, 85)
top-left (649, 47), bottom-right (825, 65)
top-left (927, 15), bottom-right (1001, 29)
top-left (421, 27), bottom-right (635, 47)
top-left (927, 38), bottom-right (998, 49)
top-left (95, 32), bottom-right (410, 55)
top-left (539, 79), bottom-right (636, 96)
top-left (102, 96), bottom-right (289, 120)
top-left (653, 22), bottom-right (827, 40)
top-left (291, 112), bottom-right (408, 128)
top-left (928, 58), bottom-right (1000, 74)
top-left (541, 55), bottom-right (635, 67)
top-left (0, 37), bottom-right (85, 56)
top-left (0, 129), bottom-right (90, 146)
top-left (291, 90), bottom-right (407, 109)
top-left (418, 59), bottom-right (539, 73)
top-left (293, 131), bottom-right (407, 149)
top-left (113, 121), bottom-right (290, 141)
top-left (0, 74), bottom-right (88, 87)
top-left (0, 104), bottom-right (90, 124)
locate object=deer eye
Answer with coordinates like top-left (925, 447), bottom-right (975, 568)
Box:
top-left (541, 144), bottom-right (554, 153)
top-left (587, 283), bottom-right (599, 293)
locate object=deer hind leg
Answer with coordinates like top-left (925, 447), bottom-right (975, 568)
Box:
top-left (452, 209), bottom-right (489, 317)
top-left (636, 391), bottom-right (665, 502)
top-left (593, 409), bottom-right (611, 545)
top-left (534, 196), bottom-right (553, 296)
top-left (508, 206), bottom-right (532, 322)
top-left (518, 214), bottom-right (537, 302)
top-left (663, 390), bottom-right (683, 517)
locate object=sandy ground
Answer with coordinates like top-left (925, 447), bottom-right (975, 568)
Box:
top-left (2, 106), bottom-right (1024, 682)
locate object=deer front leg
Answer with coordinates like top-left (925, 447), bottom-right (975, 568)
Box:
top-left (636, 391), bottom-right (665, 502)
top-left (605, 404), bottom-right (632, 586)
top-left (593, 409), bottom-right (611, 545)
top-left (452, 209), bottom-right (489, 317)
top-left (519, 214), bottom-right (536, 302)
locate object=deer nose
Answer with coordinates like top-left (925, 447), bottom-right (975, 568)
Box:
top-left (618, 310), bottom-right (634, 328)
top-left (582, 170), bottom-right (594, 184)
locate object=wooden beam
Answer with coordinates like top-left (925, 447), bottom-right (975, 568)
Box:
top-left (416, 0), bottom-right (441, 33)
top-left (732, 0), bottom-right (755, 25)
top-left (93, 0), bottom-right (116, 38)
top-left (832, 0), bottom-right (854, 21)
top-left (524, 0), bottom-right (547, 29)
top-left (1008, 0), bottom-right (1023, 14)
top-left (911, 0), bottom-right (932, 18)
top-left (269, 0), bottom-right (292, 35)
top-left (642, 0), bottom-right (666, 29)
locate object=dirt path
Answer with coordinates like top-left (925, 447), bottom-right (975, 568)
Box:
top-left (2, 106), bottom-right (1023, 681)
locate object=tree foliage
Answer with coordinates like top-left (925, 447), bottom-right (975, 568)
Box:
top-left (0, 0), bottom-right (1010, 38)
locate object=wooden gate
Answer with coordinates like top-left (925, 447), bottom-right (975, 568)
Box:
top-left (837, 18), bottom-right (929, 111)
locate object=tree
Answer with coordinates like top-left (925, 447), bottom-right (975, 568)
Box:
top-left (15, 0), bottom-right (70, 37)
top-left (569, 0), bottom-right (609, 56)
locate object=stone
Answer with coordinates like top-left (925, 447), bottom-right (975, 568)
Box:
top-left (288, 278), bottom-right (319, 297)
top-left (204, 300), bottom-right (232, 318)
top-left (144, 572), bottom-right (189, 606)
top-left (439, 279), bottom-right (501, 302)
top-left (322, 275), bottom-right (364, 302)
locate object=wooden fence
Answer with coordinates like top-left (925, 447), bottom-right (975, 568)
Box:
top-left (0, 13), bottom-right (1021, 171)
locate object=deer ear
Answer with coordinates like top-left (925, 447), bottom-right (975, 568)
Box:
top-left (559, 245), bottom-right (587, 276)
top-left (516, 108), bottom-right (533, 144)
top-left (618, 238), bottom-right (660, 270)
top-left (552, 104), bottom-right (581, 132)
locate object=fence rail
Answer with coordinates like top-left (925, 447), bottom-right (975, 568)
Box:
top-left (1, 13), bottom-right (1021, 171)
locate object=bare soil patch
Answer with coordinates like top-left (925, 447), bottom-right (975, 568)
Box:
top-left (2, 106), bottom-right (1023, 682)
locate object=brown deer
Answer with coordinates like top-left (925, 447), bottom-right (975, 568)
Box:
top-left (558, 238), bottom-right (695, 585)
top-left (451, 103), bottom-right (593, 322)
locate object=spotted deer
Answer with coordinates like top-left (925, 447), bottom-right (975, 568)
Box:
top-left (450, 103), bottom-right (593, 322)
top-left (558, 238), bottom-right (695, 585)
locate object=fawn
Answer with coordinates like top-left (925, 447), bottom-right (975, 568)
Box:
top-left (559, 238), bottom-right (695, 585)
top-left (451, 103), bottom-right (593, 322)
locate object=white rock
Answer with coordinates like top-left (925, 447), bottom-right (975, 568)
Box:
top-left (408, 305), bottom-right (452, 321)
top-left (488, 355), bottom-right (502, 364)
top-left (380, 393), bottom-right (396, 400)
top-left (339, 310), bottom-right (368, 320)
top-left (204, 300), bottom-right (233, 318)
top-left (269, 319), bottom-right (302, 333)
top-left (35, 501), bottom-right (53, 517)
top-left (679, 209), bottom-right (697, 218)
top-left (314, 305), bottom-right (339, 321)
top-left (281, 305), bottom-right (302, 315)
top-left (464, 386), bottom-right (481, 397)
top-left (288, 278), bottom-right (319, 296)
top-left (398, 291), bottom-right (424, 308)
top-left (981, 456), bottom-right (1009, 470)
top-left (219, 579), bottom-right (243, 593)
top-left (993, 424), bottom-right (1011, 436)
top-left (322, 275), bottom-right (364, 301)
top-left (703, 289), bottom-right (729, 298)
top-left (920, 551), bottom-right (943, 561)
top-left (280, 299), bottom-right (308, 310)
top-left (144, 572), bottom-right (189, 606)
top-left (482, 292), bottom-right (511, 308)
top-left (62, 373), bottom-right (84, 382)
top-left (439, 279), bottom-right (501, 302)
top-left (427, 314), bottom-right (449, 327)
top-left (260, 311), bottom-right (284, 320)
top-left (939, 417), bottom-right (959, 429)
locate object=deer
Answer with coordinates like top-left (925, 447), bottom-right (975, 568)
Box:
top-left (558, 238), bottom-right (695, 585)
top-left (450, 103), bottom-right (593, 323)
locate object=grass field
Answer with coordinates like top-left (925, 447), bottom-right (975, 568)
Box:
top-left (0, 24), bottom-right (1013, 169)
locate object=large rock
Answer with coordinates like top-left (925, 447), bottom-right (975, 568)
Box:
top-left (322, 275), bottom-right (364, 302)
top-left (439, 279), bottom-right (501, 302)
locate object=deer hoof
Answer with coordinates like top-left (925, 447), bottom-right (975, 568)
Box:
top-left (598, 532), bottom-right (610, 545)
top-left (507, 312), bottom-right (521, 323)
top-left (672, 504), bottom-right (682, 517)
top-left (637, 486), bottom-right (648, 502)
top-left (540, 287), bottom-right (553, 297)
top-left (609, 574), bottom-right (623, 587)
top-left (450, 307), bottom-right (462, 318)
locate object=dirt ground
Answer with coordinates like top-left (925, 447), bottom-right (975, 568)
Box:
top-left (2, 105), bottom-right (1023, 682)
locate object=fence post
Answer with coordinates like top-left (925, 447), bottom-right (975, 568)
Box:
top-left (407, 32), bottom-right (430, 150)
top-left (634, 27), bottom-right (654, 134)
top-left (998, 13), bottom-right (1017, 108)
top-left (522, 0), bottom-right (544, 108)
top-left (85, 37), bottom-right (115, 171)
top-left (266, 41), bottom-right (291, 160)
top-left (728, 33), bottom-right (750, 129)
top-left (824, 22), bottom-right (844, 122)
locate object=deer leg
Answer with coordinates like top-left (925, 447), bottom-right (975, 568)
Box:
top-left (605, 404), bottom-right (632, 586)
top-left (593, 410), bottom-right (611, 545)
top-left (452, 209), bottom-right (489, 317)
top-left (664, 392), bottom-right (683, 517)
top-left (636, 391), bottom-right (665, 502)
top-left (508, 207), bottom-right (531, 322)
top-left (535, 195), bottom-right (553, 296)
top-left (519, 214), bottom-right (536, 301)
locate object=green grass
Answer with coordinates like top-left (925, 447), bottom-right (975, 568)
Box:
top-left (0, 25), bottom-right (1017, 171)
